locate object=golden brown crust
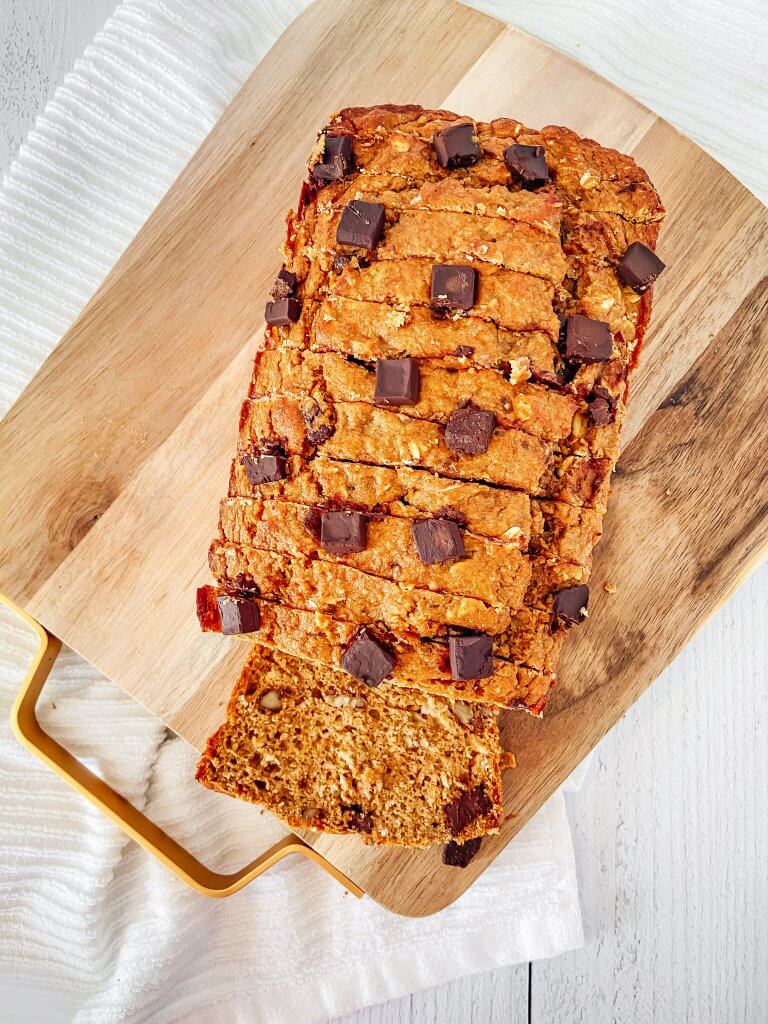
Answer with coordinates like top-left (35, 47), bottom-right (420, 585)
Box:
top-left (212, 504), bottom-right (589, 609)
top-left (307, 296), bottom-right (559, 370)
top-left (211, 545), bottom-right (511, 635)
top-left (332, 256), bottom-right (559, 332)
top-left (327, 106), bottom-right (663, 222)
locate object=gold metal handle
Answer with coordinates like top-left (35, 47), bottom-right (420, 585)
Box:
top-left (3, 590), bottom-right (363, 900)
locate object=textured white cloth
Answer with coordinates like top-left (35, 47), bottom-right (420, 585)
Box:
top-left (0, 2), bottom-right (584, 1021)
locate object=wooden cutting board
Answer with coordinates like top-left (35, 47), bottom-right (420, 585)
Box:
top-left (2, 0), bottom-right (767, 916)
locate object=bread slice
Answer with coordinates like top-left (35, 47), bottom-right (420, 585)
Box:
top-left (249, 348), bottom-right (580, 442)
top-left (227, 457), bottom-right (603, 559)
top-left (197, 587), bottom-right (555, 713)
top-left (196, 646), bottom-right (506, 847)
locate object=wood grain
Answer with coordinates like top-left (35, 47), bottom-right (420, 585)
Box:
top-left (531, 562), bottom-right (768, 1024)
top-left (1, 0), bottom-right (767, 917)
top-left (0, 0), bottom-right (504, 605)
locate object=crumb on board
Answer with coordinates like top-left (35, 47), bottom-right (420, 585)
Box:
top-left (604, 581), bottom-right (618, 594)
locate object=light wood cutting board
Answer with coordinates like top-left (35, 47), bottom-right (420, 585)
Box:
top-left (1, 0), bottom-right (767, 916)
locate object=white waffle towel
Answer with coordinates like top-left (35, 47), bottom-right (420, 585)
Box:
top-left (0, 3), bottom-right (585, 1021)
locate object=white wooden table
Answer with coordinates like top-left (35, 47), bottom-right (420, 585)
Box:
top-left (3, 2), bottom-right (767, 1021)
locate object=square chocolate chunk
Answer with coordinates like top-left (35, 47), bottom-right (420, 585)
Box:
top-left (242, 452), bottom-right (287, 485)
top-left (336, 200), bottom-right (386, 250)
top-left (553, 584), bottom-right (589, 626)
top-left (412, 518), bottom-right (466, 564)
top-left (443, 837), bottom-right (482, 867)
top-left (563, 314), bottom-right (612, 363)
top-left (433, 122), bottom-right (480, 169)
top-left (374, 358), bottom-right (420, 406)
top-left (340, 628), bottom-right (396, 687)
top-left (217, 595), bottom-right (260, 635)
top-left (617, 241), bottom-right (665, 292)
top-left (320, 510), bottom-right (368, 554)
top-left (444, 406), bottom-right (496, 454)
top-left (504, 144), bottom-right (551, 189)
top-left (271, 267), bottom-right (297, 300)
top-left (311, 133), bottom-right (355, 183)
top-left (431, 264), bottom-right (478, 311)
top-left (448, 634), bottom-right (494, 680)
top-left (265, 297), bottom-right (301, 326)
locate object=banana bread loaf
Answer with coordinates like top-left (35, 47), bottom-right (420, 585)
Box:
top-left (198, 103), bottom-right (664, 715)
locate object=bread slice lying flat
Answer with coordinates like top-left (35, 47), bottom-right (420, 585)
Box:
top-left (197, 645), bottom-right (506, 847)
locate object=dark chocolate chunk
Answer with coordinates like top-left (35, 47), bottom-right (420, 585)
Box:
top-left (216, 594), bottom-right (260, 635)
top-left (444, 406), bottom-right (496, 454)
top-left (435, 505), bottom-right (468, 527)
top-left (617, 241), bottom-right (665, 292)
top-left (311, 133), bottom-right (355, 183)
top-left (530, 366), bottom-right (573, 391)
top-left (306, 421), bottom-right (333, 445)
top-left (433, 122), bottom-right (481, 169)
top-left (563, 314), bottom-right (612, 363)
top-left (303, 506), bottom-right (322, 541)
top-left (443, 785), bottom-right (493, 836)
top-left (588, 396), bottom-right (612, 426)
top-left (301, 398), bottom-right (334, 445)
top-left (448, 634), bottom-right (494, 680)
top-left (242, 452), bottom-right (287, 485)
top-left (503, 144), bottom-right (551, 189)
top-left (270, 266), bottom-right (297, 300)
top-left (340, 628), bottom-right (396, 687)
top-left (336, 200), bottom-right (386, 249)
top-left (343, 804), bottom-right (373, 834)
top-left (553, 584), bottom-right (590, 626)
top-left (454, 345), bottom-right (475, 359)
top-left (443, 837), bottom-right (482, 868)
top-left (412, 518), bottom-right (466, 564)
top-left (374, 358), bottom-right (420, 406)
top-left (231, 573), bottom-right (259, 594)
top-left (320, 509), bottom-right (367, 554)
top-left (308, 425), bottom-right (333, 448)
top-left (587, 386), bottom-right (616, 426)
top-left (265, 297), bottom-right (301, 326)
top-left (333, 252), bottom-right (352, 274)
top-left (431, 264), bottom-right (478, 311)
